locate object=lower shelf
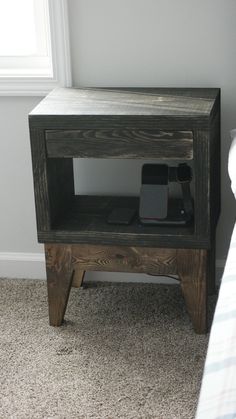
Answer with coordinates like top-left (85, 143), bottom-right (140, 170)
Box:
top-left (36, 195), bottom-right (209, 248)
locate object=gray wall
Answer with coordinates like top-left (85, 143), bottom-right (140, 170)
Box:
top-left (0, 0), bottom-right (236, 279)
top-left (68, 0), bottom-right (236, 260)
top-left (0, 97), bottom-right (41, 253)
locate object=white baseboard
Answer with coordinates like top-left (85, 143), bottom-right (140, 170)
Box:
top-left (0, 252), bottom-right (226, 284)
top-left (0, 252), bottom-right (46, 279)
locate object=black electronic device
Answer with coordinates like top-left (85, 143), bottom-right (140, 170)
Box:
top-left (139, 163), bottom-right (193, 225)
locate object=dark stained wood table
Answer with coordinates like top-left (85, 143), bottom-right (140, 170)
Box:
top-left (29, 87), bottom-right (220, 333)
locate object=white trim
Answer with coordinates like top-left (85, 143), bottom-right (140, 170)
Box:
top-left (0, 252), bottom-right (46, 279)
top-left (0, 252), bottom-right (45, 262)
top-left (0, 252), bottom-right (226, 284)
top-left (0, 0), bottom-right (71, 96)
top-left (0, 79), bottom-right (60, 96)
top-left (49, 0), bottom-right (72, 88)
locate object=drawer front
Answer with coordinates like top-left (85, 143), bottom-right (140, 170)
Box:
top-left (46, 129), bottom-right (193, 159)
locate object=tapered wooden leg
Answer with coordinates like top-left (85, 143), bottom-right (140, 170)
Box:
top-left (72, 269), bottom-right (85, 288)
top-left (45, 244), bottom-right (73, 326)
top-left (177, 249), bottom-right (208, 334)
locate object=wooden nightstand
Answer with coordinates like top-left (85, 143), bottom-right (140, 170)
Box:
top-left (29, 87), bottom-right (220, 333)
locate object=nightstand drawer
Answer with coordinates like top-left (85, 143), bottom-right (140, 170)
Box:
top-left (45, 129), bottom-right (193, 159)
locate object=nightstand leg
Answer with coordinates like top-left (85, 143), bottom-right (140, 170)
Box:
top-left (177, 249), bottom-right (207, 334)
top-left (72, 269), bottom-right (85, 288)
top-left (45, 244), bottom-right (73, 326)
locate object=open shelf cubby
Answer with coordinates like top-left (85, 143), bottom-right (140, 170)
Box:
top-left (39, 194), bottom-right (194, 247)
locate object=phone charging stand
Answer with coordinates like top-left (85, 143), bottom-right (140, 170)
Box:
top-left (139, 164), bottom-right (169, 223)
top-left (139, 163), bottom-right (193, 226)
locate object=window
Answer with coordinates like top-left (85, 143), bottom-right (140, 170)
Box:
top-left (0, 0), bottom-right (71, 95)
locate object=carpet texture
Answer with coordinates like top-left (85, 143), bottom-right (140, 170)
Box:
top-left (0, 279), bottom-right (215, 419)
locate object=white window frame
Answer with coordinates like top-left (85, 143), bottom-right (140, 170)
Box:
top-left (0, 0), bottom-right (71, 96)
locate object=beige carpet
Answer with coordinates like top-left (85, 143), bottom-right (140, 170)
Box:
top-left (0, 279), bottom-right (216, 419)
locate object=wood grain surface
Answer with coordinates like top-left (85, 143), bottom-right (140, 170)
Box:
top-left (72, 269), bottom-right (85, 288)
top-left (30, 87), bottom-right (219, 117)
top-left (46, 129), bottom-right (193, 159)
top-left (177, 248), bottom-right (208, 334)
top-left (71, 244), bottom-right (178, 275)
top-left (29, 88), bottom-right (220, 334)
top-left (45, 244), bottom-right (73, 326)
top-left (44, 243), bottom-right (210, 333)
top-left (29, 88), bottom-right (220, 131)
top-left (30, 128), bottom-right (50, 231)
